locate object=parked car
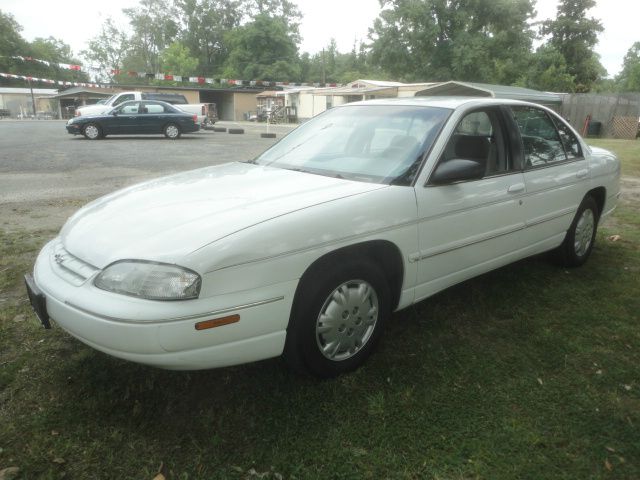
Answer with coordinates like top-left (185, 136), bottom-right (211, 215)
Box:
top-left (66, 100), bottom-right (200, 139)
top-left (75, 91), bottom-right (217, 125)
top-left (27, 97), bottom-right (620, 377)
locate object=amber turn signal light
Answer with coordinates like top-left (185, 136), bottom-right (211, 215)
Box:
top-left (195, 314), bottom-right (240, 331)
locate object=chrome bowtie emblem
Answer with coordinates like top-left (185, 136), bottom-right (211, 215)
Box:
top-left (54, 253), bottom-right (64, 265)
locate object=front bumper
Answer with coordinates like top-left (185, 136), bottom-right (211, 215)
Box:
top-left (30, 240), bottom-right (295, 370)
top-left (66, 123), bottom-right (82, 135)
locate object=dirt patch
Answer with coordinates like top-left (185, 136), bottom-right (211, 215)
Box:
top-left (620, 175), bottom-right (640, 206)
top-left (0, 197), bottom-right (97, 233)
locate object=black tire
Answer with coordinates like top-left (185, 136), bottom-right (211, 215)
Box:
top-left (555, 195), bottom-right (599, 267)
top-left (83, 123), bottom-right (102, 140)
top-left (228, 128), bottom-right (244, 134)
top-left (164, 123), bottom-right (181, 139)
top-left (261, 133), bottom-right (277, 138)
top-left (284, 260), bottom-right (390, 378)
top-left (213, 127), bottom-right (227, 132)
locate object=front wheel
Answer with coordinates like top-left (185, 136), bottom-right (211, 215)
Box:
top-left (164, 123), bottom-right (181, 139)
top-left (556, 195), bottom-right (599, 267)
top-left (284, 261), bottom-right (390, 377)
top-left (83, 123), bottom-right (102, 140)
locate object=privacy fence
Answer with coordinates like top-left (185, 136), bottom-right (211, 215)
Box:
top-left (560, 93), bottom-right (640, 139)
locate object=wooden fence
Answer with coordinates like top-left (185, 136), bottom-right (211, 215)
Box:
top-left (560, 93), bottom-right (640, 139)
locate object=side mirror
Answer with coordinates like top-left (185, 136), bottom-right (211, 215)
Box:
top-left (110, 110), bottom-right (118, 116)
top-left (430, 158), bottom-right (485, 185)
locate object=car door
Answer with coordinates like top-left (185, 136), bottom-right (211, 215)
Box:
top-left (107, 101), bottom-right (142, 134)
top-left (99, 102), bottom-right (135, 135)
top-left (137, 101), bottom-right (165, 134)
top-left (508, 106), bottom-right (589, 248)
top-left (413, 107), bottom-right (527, 302)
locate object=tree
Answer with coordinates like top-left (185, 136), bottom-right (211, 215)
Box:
top-left (523, 44), bottom-right (575, 92)
top-left (223, 13), bottom-right (300, 81)
top-left (0, 10), bottom-right (26, 58)
top-left (245, 0), bottom-right (302, 43)
top-left (369, 0), bottom-right (536, 84)
top-left (0, 10), bottom-right (29, 81)
top-left (26, 36), bottom-right (89, 82)
top-left (177, 0), bottom-right (243, 75)
top-left (82, 18), bottom-right (130, 82)
top-left (540, 0), bottom-right (605, 92)
top-left (616, 42), bottom-right (640, 92)
top-left (298, 40), bottom-right (378, 84)
top-left (123, 0), bottom-right (180, 72)
top-left (160, 41), bottom-right (199, 74)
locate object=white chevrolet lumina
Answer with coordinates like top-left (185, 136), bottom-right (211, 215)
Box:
top-left (26, 98), bottom-right (620, 377)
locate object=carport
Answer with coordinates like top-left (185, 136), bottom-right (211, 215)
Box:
top-left (197, 87), bottom-right (270, 121)
top-left (51, 87), bottom-right (114, 119)
top-left (415, 81), bottom-right (562, 108)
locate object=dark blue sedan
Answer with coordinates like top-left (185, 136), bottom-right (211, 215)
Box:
top-left (66, 100), bottom-right (200, 139)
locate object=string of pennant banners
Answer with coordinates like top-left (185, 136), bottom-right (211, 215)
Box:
top-left (3, 55), bottom-right (342, 88)
top-left (0, 72), bottom-right (105, 88)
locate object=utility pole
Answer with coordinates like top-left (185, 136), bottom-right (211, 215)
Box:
top-left (27, 77), bottom-right (37, 118)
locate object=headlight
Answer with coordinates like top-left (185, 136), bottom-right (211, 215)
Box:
top-left (94, 260), bottom-right (201, 300)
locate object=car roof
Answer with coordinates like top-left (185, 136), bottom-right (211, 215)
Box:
top-left (338, 96), bottom-right (540, 110)
top-left (118, 99), bottom-right (174, 107)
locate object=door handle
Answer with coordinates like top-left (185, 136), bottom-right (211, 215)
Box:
top-left (507, 183), bottom-right (525, 194)
top-left (576, 169), bottom-right (589, 179)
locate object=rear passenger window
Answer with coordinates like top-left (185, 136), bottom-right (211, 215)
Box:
top-left (146, 104), bottom-right (165, 114)
top-left (511, 107), bottom-right (567, 167)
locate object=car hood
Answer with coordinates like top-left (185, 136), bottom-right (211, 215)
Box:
top-left (60, 162), bottom-right (386, 268)
top-left (76, 105), bottom-right (110, 115)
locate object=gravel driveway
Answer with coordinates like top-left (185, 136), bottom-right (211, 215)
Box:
top-left (0, 120), bottom-right (289, 232)
top-left (1, 120), bottom-right (635, 233)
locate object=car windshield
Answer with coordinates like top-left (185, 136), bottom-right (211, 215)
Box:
top-left (253, 105), bottom-right (451, 185)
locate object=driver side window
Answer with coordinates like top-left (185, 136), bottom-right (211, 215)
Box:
top-left (438, 109), bottom-right (510, 179)
top-left (118, 102), bottom-right (140, 114)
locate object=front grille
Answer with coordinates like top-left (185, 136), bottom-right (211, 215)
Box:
top-left (50, 239), bottom-right (99, 286)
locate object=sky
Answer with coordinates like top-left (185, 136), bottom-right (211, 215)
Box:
top-left (2, 0), bottom-right (639, 78)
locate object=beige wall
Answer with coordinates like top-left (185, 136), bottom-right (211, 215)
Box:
top-left (0, 93), bottom-right (57, 116)
top-left (233, 92), bottom-right (258, 121)
top-left (397, 84), bottom-right (435, 97)
top-left (297, 93), bottom-right (332, 120)
top-left (157, 89), bottom-right (200, 104)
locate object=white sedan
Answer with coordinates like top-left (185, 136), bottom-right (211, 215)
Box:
top-left (26, 97), bottom-right (620, 377)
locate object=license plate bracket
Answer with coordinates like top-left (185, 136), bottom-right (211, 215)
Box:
top-left (24, 274), bottom-right (51, 329)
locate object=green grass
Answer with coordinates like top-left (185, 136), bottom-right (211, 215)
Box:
top-left (1, 157), bottom-right (639, 478)
top-left (588, 138), bottom-right (640, 177)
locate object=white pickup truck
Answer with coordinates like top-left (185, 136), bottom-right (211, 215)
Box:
top-left (75, 91), bottom-right (217, 125)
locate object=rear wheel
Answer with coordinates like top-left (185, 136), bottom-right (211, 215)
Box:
top-left (83, 123), bottom-right (102, 140)
top-left (285, 260), bottom-right (390, 377)
top-left (556, 195), bottom-right (599, 267)
top-left (164, 123), bottom-right (181, 139)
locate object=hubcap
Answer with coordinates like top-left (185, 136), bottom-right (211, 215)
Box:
top-left (315, 280), bottom-right (379, 361)
top-left (166, 125), bottom-right (179, 138)
top-left (574, 208), bottom-right (595, 257)
top-left (85, 125), bottom-right (99, 139)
